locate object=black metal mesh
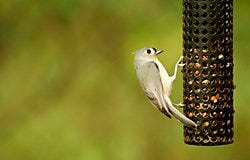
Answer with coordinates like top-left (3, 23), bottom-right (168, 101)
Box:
top-left (182, 0), bottom-right (234, 146)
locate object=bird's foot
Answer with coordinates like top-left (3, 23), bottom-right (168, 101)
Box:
top-left (173, 102), bottom-right (186, 108)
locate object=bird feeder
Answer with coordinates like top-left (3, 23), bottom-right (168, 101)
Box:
top-left (182, 0), bottom-right (234, 146)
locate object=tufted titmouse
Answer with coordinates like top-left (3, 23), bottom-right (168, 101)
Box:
top-left (134, 47), bottom-right (197, 128)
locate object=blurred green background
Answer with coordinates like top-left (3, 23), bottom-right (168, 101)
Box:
top-left (0, 0), bottom-right (249, 160)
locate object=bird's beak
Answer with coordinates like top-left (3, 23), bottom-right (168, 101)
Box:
top-left (156, 50), bottom-right (163, 55)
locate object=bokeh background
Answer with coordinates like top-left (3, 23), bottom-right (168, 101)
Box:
top-left (0, 0), bottom-right (249, 160)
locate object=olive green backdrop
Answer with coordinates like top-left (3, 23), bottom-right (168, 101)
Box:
top-left (0, 0), bottom-right (249, 160)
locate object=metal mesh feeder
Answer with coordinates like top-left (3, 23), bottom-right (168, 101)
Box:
top-left (182, 0), bottom-right (234, 146)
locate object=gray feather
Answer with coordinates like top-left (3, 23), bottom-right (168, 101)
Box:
top-left (135, 60), bottom-right (172, 118)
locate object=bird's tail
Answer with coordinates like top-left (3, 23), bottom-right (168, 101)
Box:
top-left (164, 96), bottom-right (197, 128)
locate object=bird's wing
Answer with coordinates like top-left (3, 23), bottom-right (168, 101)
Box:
top-left (154, 59), bottom-right (173, 96)
top-left (141, 61), bottom-right (172, 118)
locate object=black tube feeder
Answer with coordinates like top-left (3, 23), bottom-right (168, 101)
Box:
top-left (182, 0), bottom-right (234, 146)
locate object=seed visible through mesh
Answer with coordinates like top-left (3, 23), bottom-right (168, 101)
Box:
top-left (183, 0), bottom-right (234, 146)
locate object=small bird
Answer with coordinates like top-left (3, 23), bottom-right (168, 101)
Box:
top-left (134, 47), bottom-right (197, 128)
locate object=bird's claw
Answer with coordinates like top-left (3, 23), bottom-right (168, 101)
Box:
top-left (178, 63), bottom-right (185, 67)
top-left (176, 56), bottom-right (185, 66)
top-left (173, 102), bottom-right (186, 108)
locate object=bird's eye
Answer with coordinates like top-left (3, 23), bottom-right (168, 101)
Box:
top-left (146, 49), bottom-right (151, 54)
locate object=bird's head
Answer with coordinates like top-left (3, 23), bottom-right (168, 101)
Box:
top-left (134, 47), bottom-right (163, 61)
